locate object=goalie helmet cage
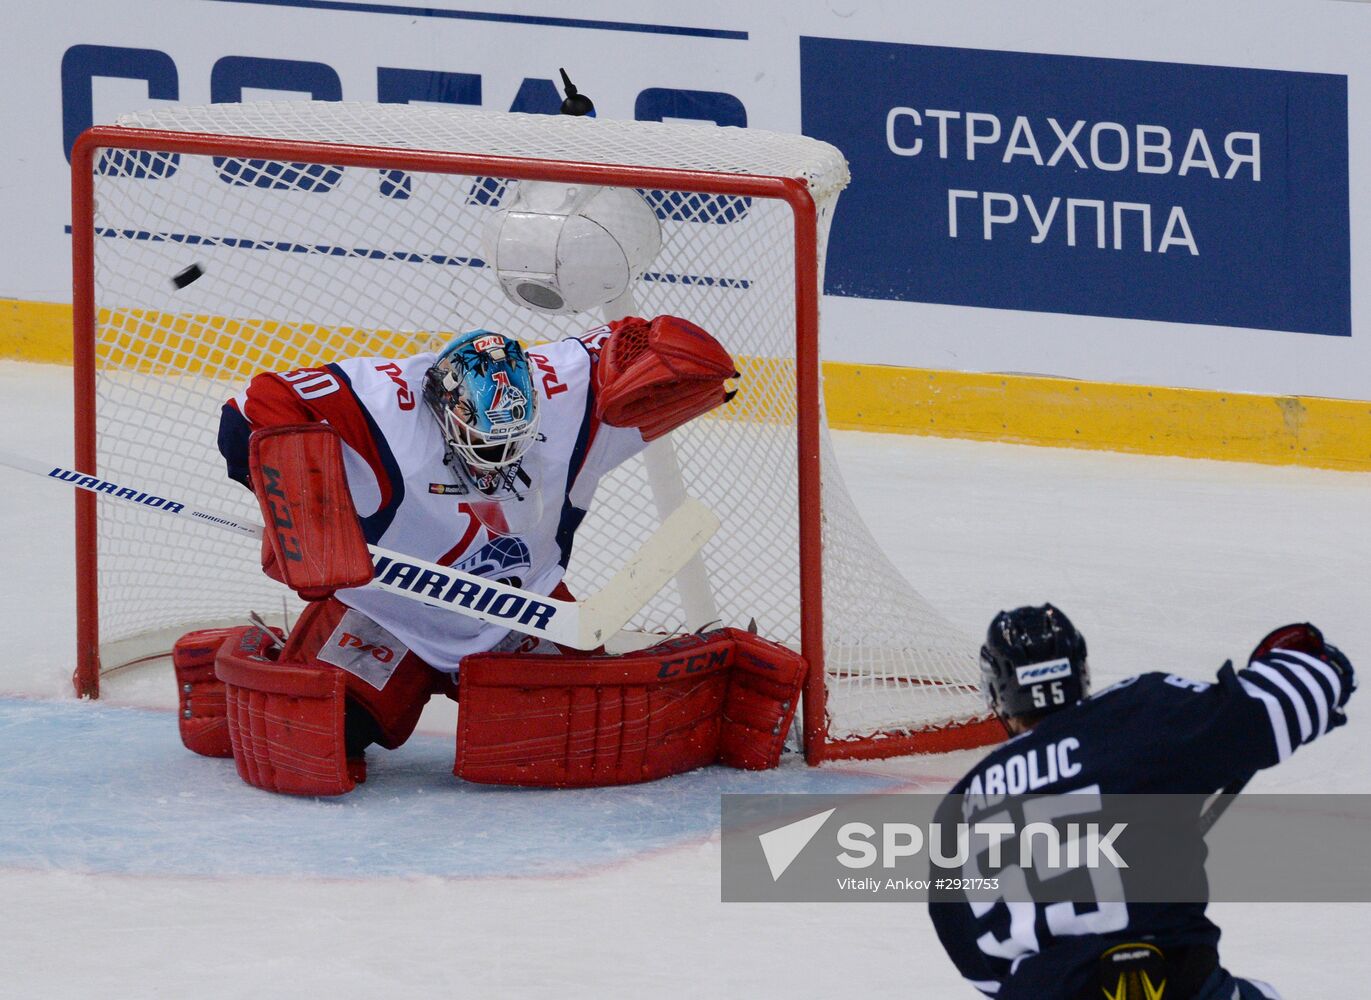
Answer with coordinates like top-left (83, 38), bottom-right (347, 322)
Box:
top-left (69, 102), bottom-right (1002, 763)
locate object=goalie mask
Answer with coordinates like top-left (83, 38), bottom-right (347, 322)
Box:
top-left (422, 331), bottom-right (542, 525)
top-left (979, 603), bottom-right (1090, 722)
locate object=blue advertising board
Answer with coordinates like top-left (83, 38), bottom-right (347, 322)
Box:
top-left (800, 39), bottom-right (1350, 337)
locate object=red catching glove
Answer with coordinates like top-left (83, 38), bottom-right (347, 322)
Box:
top-left (595, 315), bottom-right (737, 441)
top-left (248, 424), bottom-right (373, 601)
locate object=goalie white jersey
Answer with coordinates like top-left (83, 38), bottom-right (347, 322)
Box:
top-left (219, 330), bottom-right (648, 671)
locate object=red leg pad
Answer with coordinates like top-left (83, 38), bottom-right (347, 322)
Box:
top-left (216, 627), bottom-right (354, 796)
top-left (456, 632), bottom-right (737, 787)
top-left (173, 628), bottom-right (242, 758)
top-left (283, 597), bottom-right (435, 749)
top-left (719, 630), bottom-right (808, 770)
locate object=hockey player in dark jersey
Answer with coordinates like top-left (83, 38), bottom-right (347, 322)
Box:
top-left (928, 604), bottom-right (1356, 1000)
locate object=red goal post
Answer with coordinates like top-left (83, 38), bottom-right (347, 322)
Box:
top-left (69, 103), bottom-right (1002, 762)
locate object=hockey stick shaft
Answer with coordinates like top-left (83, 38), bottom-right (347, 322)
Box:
top-left (1198, 774), bottom-right (1251, 837)
top-left (0, 449), bottom-right (265, 539)
top-left (0, 450), bottom-right (718, 649)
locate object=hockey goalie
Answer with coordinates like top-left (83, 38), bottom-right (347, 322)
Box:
top-left (172, 315), bottom-right (807, 795)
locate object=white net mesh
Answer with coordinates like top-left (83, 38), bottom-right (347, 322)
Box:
top-left (79, 102), bottom-right (987, 752)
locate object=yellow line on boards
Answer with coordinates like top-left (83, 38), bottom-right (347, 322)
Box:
top-left (824, 363), bottom-right (1371, 473)
top-left (0, 300), bottom-right (74, 364)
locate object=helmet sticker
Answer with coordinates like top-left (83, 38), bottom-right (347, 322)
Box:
top-left (1015, 658), bottom-right (1074, 685)
top-left (472, 333), bottom-right (506, 356)
top-left (484, 371), bottom-right (527, 433)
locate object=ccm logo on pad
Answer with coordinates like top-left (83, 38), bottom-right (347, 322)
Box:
top-left (656, 647), bottom-right (730, 680)
top-left (1016, 658), bottom-right (1073, 684)
top-left (259, 464), bottom-right (303, 563)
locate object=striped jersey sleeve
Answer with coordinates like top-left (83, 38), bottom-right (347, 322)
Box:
top-left (1237, 650), bottom-right (1353, 762)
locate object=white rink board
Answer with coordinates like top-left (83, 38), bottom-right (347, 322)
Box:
top-left (3, 0), bottom-right (1371, 398)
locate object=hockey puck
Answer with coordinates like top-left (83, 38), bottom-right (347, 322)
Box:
top-left (170, 263), bottom-right (205, 290)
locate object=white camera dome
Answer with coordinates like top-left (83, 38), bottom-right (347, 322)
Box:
top-left (483, 181), bottom-right (663, 315)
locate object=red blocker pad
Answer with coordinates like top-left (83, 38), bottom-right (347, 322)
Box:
top-left (248, 423), bottom-right (373, 600)
top-left (595, 316), bottom-right (736, 441)
top-left (173, 627), bottom-right (243, 758)
top-left (215, 626), bottom-right (354, 797)
top-left (455, 628), bottom-right (806, 787)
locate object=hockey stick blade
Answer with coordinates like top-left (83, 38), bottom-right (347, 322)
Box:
top-left (0, 450), bottom-right (718, 649)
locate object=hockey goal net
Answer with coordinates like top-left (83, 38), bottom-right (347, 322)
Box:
top-left (70, 101), bottom-right (1000, 762)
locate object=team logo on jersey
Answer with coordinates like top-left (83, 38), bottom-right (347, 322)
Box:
top-left (336, 632), bottom-right (396, 664)
top-left (374, 362), bottom-right (416, 410)
top-left (318, 610), bottom-right (408, 690)
top-left (1016, 657), bottom-right (1073, 684)
top-left (454, 534), bottom-right (532, 582)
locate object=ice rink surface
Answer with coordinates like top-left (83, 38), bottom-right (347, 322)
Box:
top-left (1, 359), bottom-right (1366, 997)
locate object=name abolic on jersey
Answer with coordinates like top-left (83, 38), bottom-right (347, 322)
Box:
top-left (222, 329), bottom-right (647, 671)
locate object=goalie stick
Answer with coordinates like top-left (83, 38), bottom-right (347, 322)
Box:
top-left (0, 449), bottom-right (719, 650)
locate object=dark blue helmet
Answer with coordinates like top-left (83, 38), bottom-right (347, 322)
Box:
top-left (980, 604), bottom-right (1090, 721)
